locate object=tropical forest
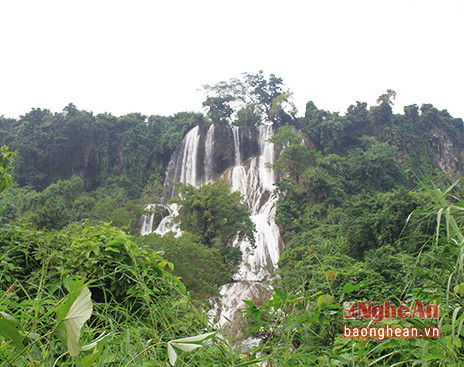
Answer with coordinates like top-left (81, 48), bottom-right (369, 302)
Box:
top-left (1, 72), bottom-right (464, 366)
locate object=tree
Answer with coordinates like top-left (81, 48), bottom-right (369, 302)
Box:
top-left (202, 96), bottom-right (235, 123)
top-left (347, 142), bottom-right (404, 193)
top-left (275, 145), bottom-right (317, 184)
top-left (202, 71), bottom-right (295, 125)
top-left (368, 89), bottom-right (397, 125)
top-left (269, 124), bottom-right (302, 147)
top-left (244, 71), bottom-right (296, 124)
top-left (171, 179), bottom-right (255, 266)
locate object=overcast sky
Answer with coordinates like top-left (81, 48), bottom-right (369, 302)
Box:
top-left (1, 0), bottom-right (463, 120)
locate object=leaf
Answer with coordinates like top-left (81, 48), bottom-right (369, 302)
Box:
top-left (274, 287), bottom-right (285, 299)
top-left (436, 207), bottom-right (443, 244)
top-left (343, 283), bottom-right (355, 294)
top-left (105, 246), bottom-right (120, 253)
top-left (242, 300), bottom-right (256, 308)
top-left (170, 331), bottom-right (216, 343)
top-left (167, 332), bottom-right (216, 366)
top-left (78, 339), bottom-right (104, 367)
top-left (168, 343), bottom-right (177, 366)
top-left (80, 332), bottom-right (108, 351)
top-left (454, 284), bottom-right (464, 296)
top-left (317, 294), bottom-right (334, 309)
top-left (0, 316), bottom-right (24, 351)
top-left (343, 281), bottom-right (365, 294)
top-left (170, 342), bottom-right (203, 352)
top-left (421, 352), bottom-right (443, 361)
top-left (326, 271), bottom-right (337, 281)
top-left (63, 286), bottom-right (93, 356)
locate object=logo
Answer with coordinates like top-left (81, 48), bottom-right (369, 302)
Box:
top-left (343, 301), bottom-right (439, 322)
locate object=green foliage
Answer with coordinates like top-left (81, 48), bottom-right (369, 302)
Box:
top-left (329, 179), bottom-right (464, 366)
top-left (269, 124), bottom-right (302, 147)
top-left (0, 280), bottom-right (104, 366)
top-left (234, 106), bottom-right (262, 126)
top-left (3, 105), bottom-right (201, 192)
top-left (140, 171), bottom-right (164, 204)
top-left (339, 189), bottom-right (429, 259)
top-left (0, 146), bottom-right (15, 222)
top-left (90, 198), bottom-right (144, 234)
top-left (0, 220), bottom-right (254, 366)
top-left (94, 175), bottom-right (139, 201)
top-left (348, 142), bottom-right (406, 192)
top-left (0, 223), bottom-right (183, 302)
top-left (274, 111), bottom-right (433, 312)
top-left (277, 190), bottom-right (430, 304)
top-left (368, 89), bottom-right (397, 125)
top-left (241, 287), bottom-right (343, 365)
top-left (55, 281), bottom-right (95, 358)
top-left (244, 71), bottom-right (296, 124)
top-left (202, 96), bottom-right (235, 123)
top-left (30, 200), bottom-right (70, 230)
top-left (1, 177), bottom-right (86, 230)
top-left (0, 146), bottom-right (15, 195)
top-left (72, 195), bottom-right (97, 221)
top-left (137, 232), bottom-right (232, 299)
top-left (172, 179), bottom-right (255, 266)
top-left (202, 71), bottom-right (295, 125)
top-left (167, 331), bottom-right (217, 366)
top-left (275, 145), bottom-right (317, 184)
top-left (0, 176), bottom-right (144, 233)
top-left (297, 101), bottom-right (363, 154)
top-left (2, 76), bottom-right (464, 365)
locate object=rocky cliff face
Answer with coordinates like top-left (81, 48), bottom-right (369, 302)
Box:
top-left (162, 123), bottom-right (269, 200)
top-left (428, 125), bottom-right (464, 173)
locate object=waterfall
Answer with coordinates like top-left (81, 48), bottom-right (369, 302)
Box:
top-left (231, 125), bottom-right (241, 166)
top-left (154, 204), bottom-right (181, 237)
top-left (140, 123), bottom-right (283, 340)
top-left (210, 125), bottom-right (283, 338)
top-left (140, 204), bottom-right (177, 236)
top-left (140, 204), bottom-right (157, 236)
top-left (223, 125), bottom-right (280, 281)
top-left (162, 125), bottom-right (202, 199)
top-left (179, 125), bottom-right (201, 186)
top-left (204, 124), bottom-right (215, 182)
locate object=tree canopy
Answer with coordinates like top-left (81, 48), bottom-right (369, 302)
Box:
top-left (202, 71), bottom-right (296, 125)
top-left (171, 179), bottom-right (255, 267)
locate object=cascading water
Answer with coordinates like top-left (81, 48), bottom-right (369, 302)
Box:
top-left (140, 204), bottom-right (178, 236)
top-left (231, 125), bottom-right (242, 165)
top-left (211, 125), bottom-right (283, 341)
top-left (140, 123), bottom-right (283, 341)
top-left (162, 125), bottom-right (202, 200)
top-left (204, 124), bottom-right (215, 182)
top-left (140, 204), bottom-right (158, 236)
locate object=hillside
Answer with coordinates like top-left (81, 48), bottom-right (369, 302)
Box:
top-left (1, 73), bottom-right (464, 365)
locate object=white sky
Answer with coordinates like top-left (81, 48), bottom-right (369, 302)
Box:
top-left (1, 0), bottom-right (463, 120)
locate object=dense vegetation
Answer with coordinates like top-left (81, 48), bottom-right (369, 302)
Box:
top-left (1, 72), bottom-right (464, 365)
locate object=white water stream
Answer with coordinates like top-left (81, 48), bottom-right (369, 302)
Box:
top-left (140, 124), bottom-right (283, 339)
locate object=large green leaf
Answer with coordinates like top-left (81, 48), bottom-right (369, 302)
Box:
top-left (63, 286), bottom-right (93, 356)
top-left (167, 331), bottom-right (216, 366)
top-left (170, 331), bottom-right (216, 344)
top-left (167, 343), bottom-right (177, 366)
top-left (0, 314), bottom-right (24, 351)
